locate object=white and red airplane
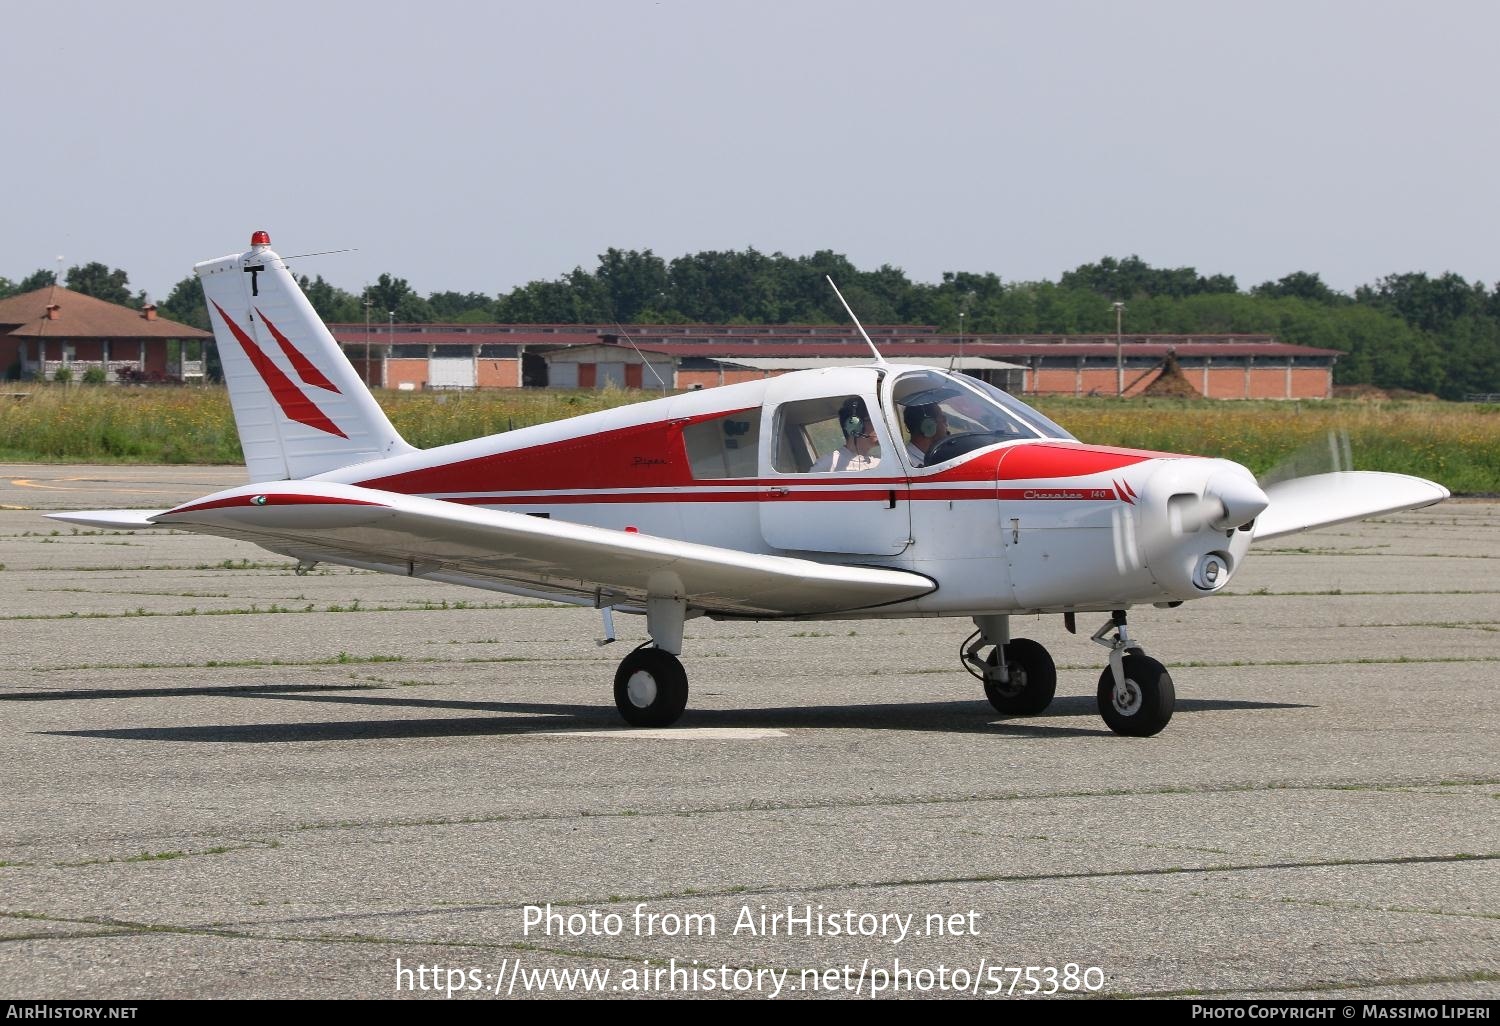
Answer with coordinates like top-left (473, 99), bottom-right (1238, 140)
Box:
top-left (52, 233), bottom-right (1450, 736)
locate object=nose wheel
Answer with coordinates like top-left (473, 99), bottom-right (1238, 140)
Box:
top-left (1091, 611), bottom-right (1174, 736)
top-left (1096, 652), bottom-right (1174, 736)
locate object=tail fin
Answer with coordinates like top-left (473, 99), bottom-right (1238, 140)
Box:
top-left (196, 231), bottom-right (414, 482)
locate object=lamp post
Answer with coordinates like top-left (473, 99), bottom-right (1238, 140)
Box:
top-left (958, 310), bottom-right (965, 372)
top-left (363, 293), bottom-right (373, 387)
top-left (954, 290), bottom-right (974, 375)
top-left (1112, 301), bottom-right (1125, 397)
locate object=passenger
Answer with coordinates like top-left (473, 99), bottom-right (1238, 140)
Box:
top-left (811, 397), bottom-right (881, 472)
top-left (903, 403), bottom-right (950, 467)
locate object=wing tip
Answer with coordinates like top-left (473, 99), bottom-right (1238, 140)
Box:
top-left (44, 510), bottom-right (168, 530)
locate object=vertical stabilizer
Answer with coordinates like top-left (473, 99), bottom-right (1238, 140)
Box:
top-left (196, 232), bottom-right (414, 482)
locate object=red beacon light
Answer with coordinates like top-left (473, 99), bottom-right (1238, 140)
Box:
top-left (250, 230), bottom-right (271, 247)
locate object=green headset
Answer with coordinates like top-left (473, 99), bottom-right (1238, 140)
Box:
top-left (904, 403), bottom-right (939, 438)
top-left (839, 398), bottom-right (870, 440)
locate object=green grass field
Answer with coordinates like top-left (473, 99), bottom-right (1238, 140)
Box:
top-left (1040, 397), bottom-right (1500, 494)
top-left (2, 384), bottom-right (1495, 493)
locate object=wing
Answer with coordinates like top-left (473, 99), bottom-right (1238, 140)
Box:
top-left (79, 481), bottom-right (935, 616)
top-left (1252, 471), bottom-right (1448, 541)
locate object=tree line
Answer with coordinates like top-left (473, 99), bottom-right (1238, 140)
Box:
top-left (3, 253), bottom-right (1497, 398)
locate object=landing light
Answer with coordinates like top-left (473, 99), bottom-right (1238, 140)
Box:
top-left (1193, 553), bottom-right (1229, 591)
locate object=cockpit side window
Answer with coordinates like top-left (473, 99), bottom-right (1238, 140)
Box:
top-left (892, 369), bottom-right (1061, 468)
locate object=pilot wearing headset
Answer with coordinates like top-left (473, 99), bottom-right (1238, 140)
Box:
top-left (811, 397), bottom-right (881, 472)
top-left (902, 403), bottom-right (950, 467)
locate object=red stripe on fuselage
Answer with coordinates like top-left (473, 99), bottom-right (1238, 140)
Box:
top-left (359, 409), bottom-right (746, 493)
top-left (358, 415), bottom-right (1187, 498)
top-left (211, 301), bottom-right (348, 439)
top-left (995, 444), bottom-right (1166, 480)
top-left (424, 486), bottom-right (1119, 506)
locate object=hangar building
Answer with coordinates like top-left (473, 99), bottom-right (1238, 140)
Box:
top-left (326, 322), bottom-right (1341, 400)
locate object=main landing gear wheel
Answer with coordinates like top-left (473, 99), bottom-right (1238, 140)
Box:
top-left (983, 638), bottom-right (1057, 715)
top-left (1097, 652), bottom-right (1174, 737)
top-left (613, 646), bottom-right (689, 728)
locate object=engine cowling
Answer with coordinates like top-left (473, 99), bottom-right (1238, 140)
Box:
top-left (1129, 458), bottom-right (1267, 600)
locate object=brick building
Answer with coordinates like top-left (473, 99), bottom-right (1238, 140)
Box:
top-left (325, 322), bottom-right (1341, 399)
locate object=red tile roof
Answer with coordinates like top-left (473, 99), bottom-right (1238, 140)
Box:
top-left (0, 287), bottom-right (209, 339)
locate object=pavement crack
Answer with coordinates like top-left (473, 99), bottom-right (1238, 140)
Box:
top-left (276, 777), bottom-right (1499, 835)
top-left (0, 909), bottom-right (637, 964)
top-left (1226, 892), bottom-right (1500, 923)
top-left (2, 777), bottom-right (1492, 858)
top-left (121, 852), bottom-right (1500, 936)
top-left (523, 852), bottom-right (1500, 908)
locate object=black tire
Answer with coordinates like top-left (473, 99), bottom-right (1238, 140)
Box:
top-left (1096, 652), bottom-right (1175, 737)
top-left (983, 637), bottom-right (1057, 715)
top-left (613, 647), bottom-right (689, 727)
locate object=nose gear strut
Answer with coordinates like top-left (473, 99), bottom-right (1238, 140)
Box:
top-left (1089, 609), bottom-right (1175, 737)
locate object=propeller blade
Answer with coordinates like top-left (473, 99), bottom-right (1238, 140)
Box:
top-left (1258, 429), bottom-right (1352, 487)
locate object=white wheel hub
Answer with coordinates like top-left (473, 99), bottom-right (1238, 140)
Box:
top-left (627, 670), bottom-right (658, 709)
top-left (1112, 678), bottom-right (1142, 716)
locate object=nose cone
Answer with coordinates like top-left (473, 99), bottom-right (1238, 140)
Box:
top-left (1205, 466), bottom-right (1269, 531)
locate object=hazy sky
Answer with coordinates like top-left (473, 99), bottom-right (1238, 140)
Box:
top-left (6, 0), bottom-right (1498, 304)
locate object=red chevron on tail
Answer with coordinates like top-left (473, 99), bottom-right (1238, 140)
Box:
top-left (210, 300), bottom-right (347, 439)
top-left (257, 308), bottom-right (341, 393)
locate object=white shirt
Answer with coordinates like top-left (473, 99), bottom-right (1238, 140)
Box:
top-left (811, 445), bottom-right (880, 473)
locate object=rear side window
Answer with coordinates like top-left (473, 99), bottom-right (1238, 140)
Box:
top-left (772, 395), bottom-right (884, 474)
top-left (682, 409), bottom-right (762, 479)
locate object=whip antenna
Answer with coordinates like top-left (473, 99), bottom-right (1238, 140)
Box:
top-left (826, 275), bottom-right (887, 365)
top-left (614, 322), bottom-right (668, 395)
top-left (281, 248), bottom-right (358, 260)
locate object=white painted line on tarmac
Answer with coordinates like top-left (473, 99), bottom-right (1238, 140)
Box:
top-left (530, 727), bottom-right (788, 741)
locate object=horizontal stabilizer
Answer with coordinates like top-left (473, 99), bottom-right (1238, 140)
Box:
top-left (1253, 471), bottom-right (1448, 541)
top-left (148, 481), bottom-right (936, 616)
top-left (46, 510), bottom-right (170, 530)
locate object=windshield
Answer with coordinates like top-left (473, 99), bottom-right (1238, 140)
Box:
top-left (962, 375), bottom-right (1074, 441)
top-left (888, 368), bottom-right (1073, 468)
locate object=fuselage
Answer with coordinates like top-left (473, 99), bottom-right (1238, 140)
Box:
top-left (312, 366), bottom-right (1265, 618)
